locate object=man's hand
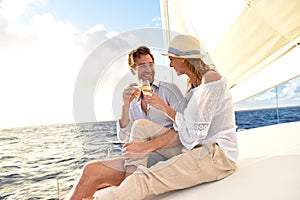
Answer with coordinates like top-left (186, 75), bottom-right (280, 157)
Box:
top-left (122, 142), bottom-right (149, 162)
top-left (122, 83), bottom-right (141, 105)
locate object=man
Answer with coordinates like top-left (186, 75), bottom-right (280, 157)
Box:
top-left (65, 46), bottom-right (184, 200)
top-left (118, 46), bottom-right (183, 142)
top-left (118, 46), bottom-right (184, 174)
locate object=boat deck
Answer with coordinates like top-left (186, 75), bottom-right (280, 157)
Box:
top-left (147, 121), bottom-right (300, 200)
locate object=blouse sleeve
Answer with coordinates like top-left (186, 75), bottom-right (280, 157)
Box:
top-left (175, 81), bottom-right (223, 150)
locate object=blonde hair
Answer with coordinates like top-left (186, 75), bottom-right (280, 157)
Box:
top-left (185, 58), bottom-right (212, 90)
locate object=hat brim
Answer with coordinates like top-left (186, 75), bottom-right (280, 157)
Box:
top-left (161, 53), bottom-right (204, 59)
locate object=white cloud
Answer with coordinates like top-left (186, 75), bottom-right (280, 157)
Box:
top-left (81, 24), bottom-right (110, 49)
top-left (252, 89), bottom-right (276, 101)
top-left (152, 17), bottom-right (161, 22)
top-left (235, 78), bottom-right (300, 110)
top-left (84, 24), bottom-right (106, 34)
top-left (0, 0), bottom-right (46, 21)
top-left (106, 30), bottom-right (119, 38)
top-left (151, 17), bottom-right (161, 27)
top-left (0, 2), bottom-right (115, 128)
top-left (279, 82), bottom-right (297, 100)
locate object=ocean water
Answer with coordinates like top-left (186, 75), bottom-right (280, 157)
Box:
top-left (1, 106), bottom-right (300, 199)
top-left (0, 121), bottom-right (121, 200)
top-left (235, 106), bottom-right (300, 130)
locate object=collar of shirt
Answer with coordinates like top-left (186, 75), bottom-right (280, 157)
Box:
top-left (151, 79), bottom-right (160, 88)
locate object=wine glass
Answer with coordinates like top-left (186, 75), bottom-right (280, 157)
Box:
top-left (132, 80), bottom-right (151, 105)
top-left (141, 80), bottom-right (152, 96)
top-left (141, 80), bottom-right (152, 110)
top-left (132, 84), bottom-right (141, 105)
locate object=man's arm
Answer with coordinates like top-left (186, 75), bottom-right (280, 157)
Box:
top-left (119, 83), bottom-right (140, 128)
top-left (117, 83), bottom-right (141, 142)
top-left (119, 102), bottom-right (131, 128)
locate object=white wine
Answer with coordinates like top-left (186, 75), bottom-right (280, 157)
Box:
top-left (141, 85), bottom-right (151, 96)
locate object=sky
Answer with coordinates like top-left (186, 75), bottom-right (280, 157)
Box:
top-left (0, 0), bottom-right (163, 129)
top-left (0, 0), bottom-right (299, 129)
top-left (234, 76), bottom-right (300, 111)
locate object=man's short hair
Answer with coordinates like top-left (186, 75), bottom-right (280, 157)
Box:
top-left (128, 46), bottom-right (155, 69)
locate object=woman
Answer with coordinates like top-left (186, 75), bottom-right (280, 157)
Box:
top-left (95, 34), bottom-right (239, 200)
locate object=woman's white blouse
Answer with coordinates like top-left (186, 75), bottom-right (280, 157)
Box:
top-left (175, 77), bottom-right (239, 163)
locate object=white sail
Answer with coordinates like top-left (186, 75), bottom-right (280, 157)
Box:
top-left (155, 1), bottom-right (300, 199)
top-left (160, 0), bottom-right (300, 103)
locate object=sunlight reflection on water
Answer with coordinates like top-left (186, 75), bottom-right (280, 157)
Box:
top-left (0, 121), bottom-right (121, 199)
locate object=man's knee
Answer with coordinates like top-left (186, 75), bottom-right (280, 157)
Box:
top-left (82, 161), bottom-right (103, 177)
top-left (132, 119), bottom-right (151, 128)
top-left (130, 119), bottom-right (151, 140)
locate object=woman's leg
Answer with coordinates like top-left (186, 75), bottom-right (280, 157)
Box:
top-left (65, 157), bottom-right (125, 200)
top-left (103, 144), bottom-right (236, 200)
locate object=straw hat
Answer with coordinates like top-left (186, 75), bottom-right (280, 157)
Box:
top-left (162, 35), bottom-right (205, 59)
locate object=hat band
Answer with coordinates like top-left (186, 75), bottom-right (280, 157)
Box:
top-left (168, 47), bottom-right (201, 57)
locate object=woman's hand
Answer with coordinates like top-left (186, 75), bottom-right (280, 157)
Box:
top-left (143, 90), bottom-right (169, 112)
top-left (143, 90), bottom-right (177, 121)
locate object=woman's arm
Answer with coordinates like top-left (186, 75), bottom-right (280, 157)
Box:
top-left (144, 90), bottom-right (177, 121)
top-left (122, 129), bottom-right (180, 162)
